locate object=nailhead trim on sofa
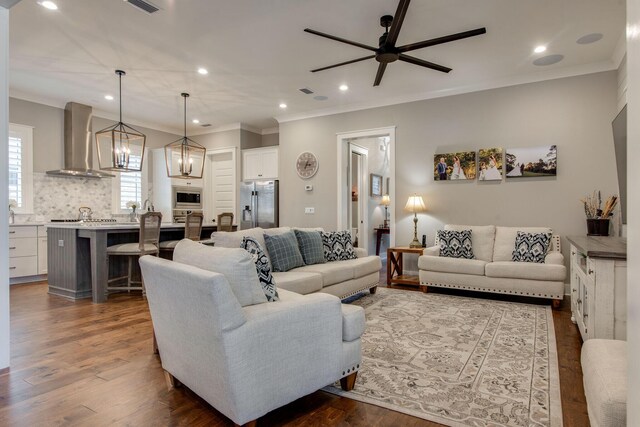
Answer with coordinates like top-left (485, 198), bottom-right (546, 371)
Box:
top-left (420, 281), bottom-right (563, 300)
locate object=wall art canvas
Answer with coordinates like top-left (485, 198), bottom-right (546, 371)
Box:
top-left (505, 145), bottom-right (557, 178)
top-left (434, 151), bottom-right (476, 181)
top-left (478, 148), bottom-right (503, 181)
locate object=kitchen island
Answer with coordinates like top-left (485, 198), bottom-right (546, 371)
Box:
top-left (46, 222), bottom-right (234, 303)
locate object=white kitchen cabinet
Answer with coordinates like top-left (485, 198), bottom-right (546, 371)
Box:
top-left (242, 147), bottom-right (279, 180)
top-left (569, 239), bottom-right (627, 341)
top-left (171, 177), bottom-right (203, 188)
top-left (9, 225), bottom-right (47, 283)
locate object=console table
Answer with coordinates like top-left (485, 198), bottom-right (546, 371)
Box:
top-left (387, 246), bottom-right (424, 290)
top-left (374, 227), bottom-right (390, 255)
top-left (567, 236), bottom-right (627, 341)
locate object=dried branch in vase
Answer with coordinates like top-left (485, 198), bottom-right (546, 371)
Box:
top-left (580, 191), bottom-right (617, 219)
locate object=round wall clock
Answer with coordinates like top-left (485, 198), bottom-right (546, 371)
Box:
top-left (296, 151), bottom-right (319, 179)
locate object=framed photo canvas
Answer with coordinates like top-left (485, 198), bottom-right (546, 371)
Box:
top-left (434, 151), bottom-right (476, 181)
top-left (370, 174), bottom-right (383, 196)
top-left (505, 145), bottom-right (557, 178)
top-left (478, 148), bottom-right (503, 181)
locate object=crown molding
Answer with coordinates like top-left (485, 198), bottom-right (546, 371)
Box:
top-left (612, 31), bottom-right (627, 69)
top-left (275, 60), bottom-right (617, 124)
top-left (261, 127), bottom-right (279, 135)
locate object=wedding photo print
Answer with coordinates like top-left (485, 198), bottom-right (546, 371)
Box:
top-left (433, 151), bottom-right (477, 181)
top-left (478, 147), bottom-right (503, 181)
top-left (505, 145), bottom-right (557, 178)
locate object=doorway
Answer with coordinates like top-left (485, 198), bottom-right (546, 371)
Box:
top-left (337, 126), bottom-right (396, 255)
top-left (203, 148), bottom-right (236, 224)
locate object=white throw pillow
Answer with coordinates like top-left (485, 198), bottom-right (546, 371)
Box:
top-left (173, 239), bottom-right (267, 307)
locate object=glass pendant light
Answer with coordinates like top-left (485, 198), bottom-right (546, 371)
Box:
top-left (164, 93), bottom-right (206, 179)
top-left (95, 70), bottom-right (146, 172)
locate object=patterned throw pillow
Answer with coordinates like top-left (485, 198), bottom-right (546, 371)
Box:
top-left (321, 231), bottom-right (358, 262)
top-left (437, 230), bottom-right (474, 259)
top-left (512, 232), bottom-right (552, 263)
top-left (294, 230), bottom-right (326, 265)
top-left (241, 237), bottom-right (279, 301)
top-left (263, 230), bottom-right (305, 272)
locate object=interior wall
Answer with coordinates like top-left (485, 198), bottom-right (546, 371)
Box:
top-left (279, 71), bottom-right (619, 273)
top-left (240, 129), bottom-right (262, 150)
top-left (261, 132), bottom-right (279, 147)
top-left (1, 5), bottom-right (10, 371)
top-left (626, 0), bottom-right (640, 423)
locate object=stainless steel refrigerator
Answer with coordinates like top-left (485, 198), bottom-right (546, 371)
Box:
top-left (240, 180), bottom-right (279, 229)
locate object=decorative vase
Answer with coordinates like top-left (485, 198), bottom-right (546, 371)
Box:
top-left (586, 218), bottom-right (610, 236)
top-left (129, 207), bottom-right (138, 223)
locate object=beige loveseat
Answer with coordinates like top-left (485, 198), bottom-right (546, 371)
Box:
top-left (211, 227), bottom-right (382, 299)
top-left (418, 225), bottom-right (566, 304)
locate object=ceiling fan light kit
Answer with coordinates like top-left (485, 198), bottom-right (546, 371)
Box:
top-left (304, 0), bottom-right (486, 86)
top-left (164, 93), bottom-right (206, 179)
top-left (95, 70), bottom-right (147, 172)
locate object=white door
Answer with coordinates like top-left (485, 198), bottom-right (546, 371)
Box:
top-left (348, 143), bottom-right (368, 249)
top-left (209, 152), bottom-right (236, 222)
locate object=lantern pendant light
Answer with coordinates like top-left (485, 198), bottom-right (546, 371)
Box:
top-left (164, 93), bottom-right (206, 179)
top-left (95, 70), bottom-right (146, 172)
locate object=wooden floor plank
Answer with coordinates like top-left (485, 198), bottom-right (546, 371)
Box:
top-left (1, 274), bottom-right (589, 426)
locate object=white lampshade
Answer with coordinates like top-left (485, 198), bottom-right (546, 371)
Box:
top-left (405, 194), bottom-right (426, 213)
top-left (381, 194), bottom-right (391, 206)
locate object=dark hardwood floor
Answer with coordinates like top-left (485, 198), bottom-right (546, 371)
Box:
top-left (0, 275), bottom-right (589, 426)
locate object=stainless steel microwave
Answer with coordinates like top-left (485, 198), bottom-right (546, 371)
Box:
top-left (173, 186), bottom-right (202, 209)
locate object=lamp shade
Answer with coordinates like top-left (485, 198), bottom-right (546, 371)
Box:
top-left (405, 194), bottom-right (426, 213)
top-left (381, 194), bottom-right (391, 206)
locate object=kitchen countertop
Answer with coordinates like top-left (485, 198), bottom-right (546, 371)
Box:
top-left (566, 235), bottom-right (627, 260)
top-left (9, 222), bottom-right (47, 227)
top-left (45, 222), bottom-right (220, 230)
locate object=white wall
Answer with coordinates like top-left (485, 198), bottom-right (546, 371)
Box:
top-left (279, 72), bottom-right (619, 274)
top-left (627, 0), bottom-right (640, 424)
top-left (1, 5), bottom-right (11, 371)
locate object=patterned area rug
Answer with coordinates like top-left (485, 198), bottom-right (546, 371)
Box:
top-left (324, 288), bottom-right (562, 427)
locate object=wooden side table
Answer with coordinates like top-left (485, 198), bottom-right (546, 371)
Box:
top-left (373, 227), bottom-right (390, 255)
top-left (387, 246), bottom-right (425, 291)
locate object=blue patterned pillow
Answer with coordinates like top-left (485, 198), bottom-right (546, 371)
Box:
top-left (263, 231), bottom-right (305, 272)
top-left (241, 237), bottom-right (279, 301)
top-left (512, 232), bottom-right (552, 263)
top-left (294, 230), bottom-right (325, 265)
top-left (321, 231), bottom-right (357, 262)
top-left (438, 230), bottom-right (474, 259)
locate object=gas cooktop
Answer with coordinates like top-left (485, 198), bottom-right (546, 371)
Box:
top-left (50, 219), bottom-right (117, 223)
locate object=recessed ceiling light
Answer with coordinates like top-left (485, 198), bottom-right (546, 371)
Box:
top-left (192, 119), bottom-right (200, 124)
top-left (197, 67), bottom-right (208, 75)
top-left (39, 1), bottom-right (58, 10)
top-left (104, 95), bottom-right (114, 101)
top-left (534, 45), bottom-right (547, 54)
top-left (339, 84), bottom-right (349, 91)
top-left (279, 103), bottom-right (287, 109)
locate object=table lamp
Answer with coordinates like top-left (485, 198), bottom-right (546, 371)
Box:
top-left (381, 194), bottom-right (391, 228)
top-left (405, 194), bottom-right (426, 248)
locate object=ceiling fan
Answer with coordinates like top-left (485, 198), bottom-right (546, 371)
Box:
top-left (304, 0), bottom-right (487, 86)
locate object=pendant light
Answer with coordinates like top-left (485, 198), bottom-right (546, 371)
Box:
top-left (95, 70), bottom-right (146, 172)
top-left (164, 93), bottom-right (206, 179)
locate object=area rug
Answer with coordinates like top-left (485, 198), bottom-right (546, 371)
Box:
top-left (324, 288), bottom-right (562, 427)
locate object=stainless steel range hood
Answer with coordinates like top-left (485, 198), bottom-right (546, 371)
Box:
top-left (46, 102), bottom-right (114, 179)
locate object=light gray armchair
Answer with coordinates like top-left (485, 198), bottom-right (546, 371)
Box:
top-left (139, 255), bottom-right (364, 426)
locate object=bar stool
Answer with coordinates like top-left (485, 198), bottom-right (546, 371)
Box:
top-left (159, 212), bottom-right (204, 257)
top-left (106, 212), bottom-right (162, 296)
top-left (217, 212), bottom-right (234, 231)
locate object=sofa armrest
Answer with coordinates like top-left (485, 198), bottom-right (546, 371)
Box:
top-left (354, 247), bottom-right (368, 258)
top-left (341, 304), bottom-right (365, 342)
top-left (545, 252), bottom-right (564, 265)
top-left (423, 246), bottom-right (439, 257)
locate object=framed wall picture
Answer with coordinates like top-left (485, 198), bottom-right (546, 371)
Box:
top-left (505, 145), bottom-right (557, 178)
top-left (370, 173), bottom-right (383, 196)
top-left (478, 148), bottom-right (504, 181)
top-left (433, 151), bottom-right (477, 181)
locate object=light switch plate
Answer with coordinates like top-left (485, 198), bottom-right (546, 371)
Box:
top-left (304, 207), bottom-right (315, 214)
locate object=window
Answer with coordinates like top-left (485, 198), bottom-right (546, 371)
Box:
top-left (112, 150), bottom-right (148, 213)
top-left (8, 124), bottom-right (34, 214)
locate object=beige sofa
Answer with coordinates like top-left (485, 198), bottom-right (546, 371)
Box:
top-left (418, 225), bottom-right (566, 303)
top-left (211, 227), bottom-right (382, 299)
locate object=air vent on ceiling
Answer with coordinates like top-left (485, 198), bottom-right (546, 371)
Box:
top-left (201, 124), bottom-right (212, 127)
top-left (299, 87), bottom-right (314, 95)
top-left (125, 0), bottom-right (160, 14)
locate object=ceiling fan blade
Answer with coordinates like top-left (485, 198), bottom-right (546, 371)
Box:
top-left (397, 28), bottom-right (487, 53)
top-left (304, 28), bottom-right (378, 52)
top-left (311, 55), bottom-right (376, 72)
top-left (399, 54), bottom-right (452, 73)
top-left (386, 0), bottom-right (411, 47)
top-left (373, 63), bottom-right (388, 86)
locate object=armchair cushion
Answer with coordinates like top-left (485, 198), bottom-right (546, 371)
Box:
top-left (264, 231), bottom-right (305, 272)
top-left (485, 261), bottom-right (566, 281)
top-left (418, 255), bottom-right (487, 276)
top-left (341, 304), bottom-right (365, 342)
top-left (174, 239), bottom-right (267, 307)
top-left (241, 237), bottom-right (279, 302)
